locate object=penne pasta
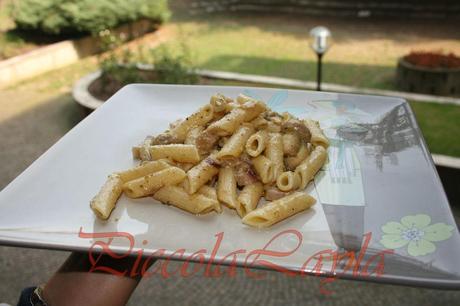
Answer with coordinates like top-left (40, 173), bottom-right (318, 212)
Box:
top-left (154, 185), bottom-right (217, 215)
top-left (132, 145), bottom-right (141, 159)
top-left (276, 171), bottom-right (301, 192)
top-left (245, 130), bottom-right (268, 157)
top-left (149, 144), bottom-right (200, 163)
top-left (175, 162), bottom-right (195, 172)
top-left (250, 115), bottom-right (269, 130)
top-left (242, 192), bottom-right (316, 228)
top-left (184, 126), bottom-right (204, 146)
top-left (170, 104), bottom-right (214, 141)
top-left (285, 142), bottom-right (310, 171)
top-left (281, 112), bottom-right (294, 122)
top-left (116, 160), bottom-right (170, 182)
top-left (217, 124), bottom-right (255, 159)
top-left (236, 182), bottom-right (264, 217)
top-left (92, 93), bottom-right (328, 226)
top-left (123, 167), bottom-right (186, 198)
top-left (207, 108), bottom-right (247, 136)
top-left (265, 133), bottom-right (284, 179)
top-left (304, 119), bottom-right (330, 148)
top-left (210, 94), bottom-right (233, 113)
top-left (207, 100), bottom-right (266, 136)
top-left (217, 167), bottom-right (238, 209)
top-left (90, 174), bottom-right (123, 220)
top-left (252, 155), bottom-right (274, 184)
top-left (198, 185), bottom-right (222, 213)
top-left (236, 94), bottom-right (255, 104)
top-left (139, 136), bottom-right (153, 161)
top-left (295, 145), bottom-right (328, 189)
top-left (184, 156), bottom-right (220, 194)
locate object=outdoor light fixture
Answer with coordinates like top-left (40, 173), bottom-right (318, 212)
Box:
top-left (309, 26), bottom-right (331, 91)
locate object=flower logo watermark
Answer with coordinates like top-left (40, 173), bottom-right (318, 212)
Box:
top-left (380, 214), bottom-right (454, 257)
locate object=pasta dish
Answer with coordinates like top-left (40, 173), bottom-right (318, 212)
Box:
top-left (90, 93), bottom-right (329, 228)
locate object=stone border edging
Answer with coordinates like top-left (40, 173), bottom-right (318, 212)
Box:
top-left (433, 154), bottom-right (460, 170)
top-left (0, 20), bottom-right (160, 89)
top-left (196, 69), bottom-right (460, 106)
top-left (72, 70), bottom-right (104, 110)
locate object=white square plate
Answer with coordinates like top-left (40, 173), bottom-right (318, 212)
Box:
top-left (1, 85), bottom-right (459, 288)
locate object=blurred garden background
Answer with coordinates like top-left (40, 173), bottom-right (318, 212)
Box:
top-left (0, 0), bottom-right (460, 304)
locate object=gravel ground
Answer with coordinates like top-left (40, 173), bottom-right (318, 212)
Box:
top-left (1, 76), bottom-right (460, 305)
top-left (1, 247), bottom-right (460, 305)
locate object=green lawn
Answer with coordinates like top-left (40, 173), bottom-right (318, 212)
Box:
top-left (166, 8), bottom-right (460, 91)
top-left (409, 102), bottom-right (460, 157)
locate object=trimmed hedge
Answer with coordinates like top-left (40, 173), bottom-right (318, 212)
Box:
top-left (10, 0), bottom-right (170, 35)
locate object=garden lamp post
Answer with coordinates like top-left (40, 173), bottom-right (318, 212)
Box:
top-left (309, 26), bottom-right (331, 91)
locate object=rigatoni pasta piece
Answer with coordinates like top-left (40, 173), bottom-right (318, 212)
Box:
top-left (90, 174), bottom-right (123, 220)
top-left (304, 119), bottom-right (329, 148)
top-left (236, 182), bottom-right (264, 217)
top-left (154, 185), bottom-right (217, 215)
top-left (207, 101), bottom-right (266, 136)
top-left (198, 185), bottom-right (222, 213)
top-left (210, 94), bottom-right (233, 113)
top-left (185, 126), bottom-right (204, 146)
top-left (241, 100), bottom-right (267, 120)
top-left (242, 192), bottom-right (316, 228)
top-left (149, 144), bottom-right (200, 163)
top-left (139, 136), bottom-right (153, 161)
top-left (217, 167), bottom-right (238, 209)
top-left (295, 145), bottom-right (327, 189)
top-left (116, 160), bottom-right (170, 182)
top-left (217, 124), bottom-right (255, 159)
top-left (132, 145), bottom-right (141, 159)
top-left (281, 112), bottom-right (293, 122)
top-left (207, 108), bottom-right (248, 136)
top-left (236, 94), bottom-right (254, 104)
top-left (265, 133), bottom-right (284, 179)
top-left (184, 156), bottom-right (220, 194)
top-left (169, 104), bottom-right (214, 141)
top-left (250, 115), bottom-right (269, 130)
top-left (252, 155), bottom-right (274, 184)
top-left (285, 143), bottom-right (310, 171)
top-left (175, 162), bottom-right (195, 172)
top-left (123, 167), bottom-right (186, 198)
top-left (282, 132), bottom-right (301, 156)
top-left (276, 171), bottom-right (301, 192)
top-left (245, 130), bottom-right (268, 157)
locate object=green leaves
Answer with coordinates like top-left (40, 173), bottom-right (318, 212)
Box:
top-left (150, 44), bottom-right (198, 85)
top-left (10, 0), bottom-right (170, 35)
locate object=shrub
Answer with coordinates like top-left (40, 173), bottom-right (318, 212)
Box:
top-left (90, 33), bottom-right (198, 100)
top-left (101, 43), bottom-right (198, 85)
top-left (10, 0), bottom-right (170, 35)
top-left (149, 44), bottom-right (199, 85)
